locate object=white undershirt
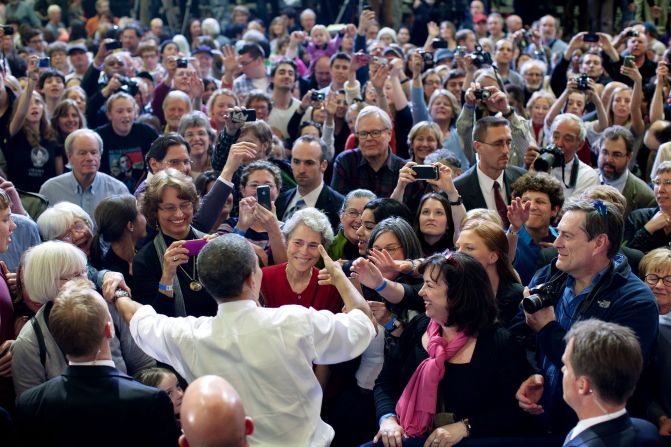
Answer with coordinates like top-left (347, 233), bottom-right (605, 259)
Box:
top-left (569, 408), bottom-right (627, 440)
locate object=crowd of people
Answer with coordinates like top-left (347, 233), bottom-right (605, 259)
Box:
top-left (0, 0), bottom-right (670, 446)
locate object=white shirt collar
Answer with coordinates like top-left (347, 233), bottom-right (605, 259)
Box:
top-left (288, 182), bottom-right (324, 210)
top-left (599, 169), bottom-right (628, 192)
top-left (476, 164), bottom-right (506, 206)
top-left (68, 359), bottom-right (116, 368)
top-left (570, 408), bottom-right (627, 440)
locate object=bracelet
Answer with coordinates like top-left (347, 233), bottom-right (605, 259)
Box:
top-left (233, 227), bottom-right (246, 236)
top-left (502, 108), bottom-right (515, 118)
top-left (448, 195), bottom-right (463, 206)
top-left (506, 226), bottom-right (520, 236)
top-left (379, 413), bottom-right (397, 427)
top-left (384, 316), bottom-right (397, 331)
top-left (464, 103), bottom-right (476, 110)
top-left (408, 259), bottom-right (416, 272)
top-left (400, 78), bottom-right (410, 84)
top-left (158, 283), bottom-right (173, 292)
top-left (374, 279), bottom-right (388, 292)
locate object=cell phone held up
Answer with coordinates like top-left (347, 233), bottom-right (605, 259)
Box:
top-left (412, 165), bottom-right (439, 181)
top-left (182, 239), bottom-right (208, 257)
top-left (256, 185), bottom-right (272, 210)
top-left (106, 40), bottom-right (122, 51)
top-left (583, 33), bottom-right (599, 43)
top-left (231, 108), bottom-right (257, 123)
top-left (38, 57), bottom-right (50, 68)
top-left (623, 55), bottom-right (635, 68)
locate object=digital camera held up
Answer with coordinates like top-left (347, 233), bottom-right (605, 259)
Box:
top-left (533, 144), bottom-right (564, 172)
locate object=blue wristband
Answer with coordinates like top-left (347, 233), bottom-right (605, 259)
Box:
top-left (374, 279), bottom-right (388, 293)
top-left (379, 413), bottom-right (397, 427)
top-left (464, 103), bottom-right (476, 110)
top-left (233, 228), bottom-right (246, 236)
top-left (384, 317), bottom-right (397, 332)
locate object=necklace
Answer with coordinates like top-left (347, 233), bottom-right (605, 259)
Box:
top-left (179, 257), bottom-right (203, 292)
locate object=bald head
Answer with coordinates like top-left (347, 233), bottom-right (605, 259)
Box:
top-left (179, 376), bottom-right (253, 447)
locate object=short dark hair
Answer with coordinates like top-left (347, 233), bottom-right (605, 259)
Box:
top-left (363, 198), bottom-right (413, 225)
top-left (198, 234), bottom-right (258, 300)
top-left (563, 199), bottom-right (624, 259)
top-left (239, 42), bottom-right (265, 59)
top-left (146, 133), bottom-right (191, 171)
top-left (91, 194), bottom-right (139, 267)
top-left (293, 134), bottom-right (328, 162)
top-left (50, 279), bottom-right (108, 357)
top-left (418, 251), bottom-right (497, 335)
top-left (565, 319), bottom-right (643, 406)
top-left (598, 125), bottom-right (635, 155)
top-left (38, 69), bottom-right (65, 89)
top-left (122, 23), bottom-right (143, 38)
top-left (511, 173), bottom-right (565, 212)
top-left (472, 116), bottom-right (509, 143)
top-left (270, 58), bottom-right (297, 81)
top-left (329, 52), bottom-right (351, 67)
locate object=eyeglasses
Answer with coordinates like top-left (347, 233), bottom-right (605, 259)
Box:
top-left (600, 149), bottom-right (627, 160)
top-left (477, 139), bottom-right (513, 149)
top-left (59, 221), bottom-right (90, 243)
top-left (652, 178), bottom-right (671, 187)
top-left (239, 58), bottom-right (258, 67)
top-left (356, 128), bottom-right (389, 140)
top-left (645, 274), bottom-right (671, 287)
top-left (342, 208), bottom-right (363, 219)
top-left (164, 158), bottom-right (192, 168)
top-left (60, 268), bottom-right (88, 282)
top-left (372, 244), bottom-right (402, 253)
top-left (424, 80), bottom-right (441, 86)
top-left (158, 202), bottom-right (193, 213)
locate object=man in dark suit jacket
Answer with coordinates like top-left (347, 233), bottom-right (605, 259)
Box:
top-left (275, 135), bottom-right (344, 231)
top-left (454, 116), bottom-right (526, 219)
top-left (15, 279), bottom-right (179, 447)
top-left (561, 320), bottom-right (662, 447)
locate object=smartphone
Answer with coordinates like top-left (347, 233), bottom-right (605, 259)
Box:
top-left (311, 92), bottom-right (325, 101)
top-left (412, 165), bottom-right (439, 180)
top-left (38, 57), bottom-right (50, 68)
top-left (244, 108), bottom-right (256, 121)
top-left (176, 58), bottom-right (189, 68)
top-left (372, 56), bottom-right (388, 65)
top-left (431, 38), bottom-right (448, 49)
top-left (106, 40), bottom-right (122, 51)
top-left (355, 53), bottom-right (372, 65)
top-left (583, 33), bottom-right (599, 43)
top-left (623, 55), bottom-right (635, 68)
top-left (362, 3), bottom-right (373, 11)
top-left (1, 25), bottom-right (13, 36)
top-left (182, 239), bottom-right (208, 256)
top-left (256, 185), bottom-right (272, 210)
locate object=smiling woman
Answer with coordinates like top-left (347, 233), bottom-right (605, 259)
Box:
top-left (133, 169), bottom-right (218, 318)
top-left (260, 208), bottom-right (341, 313)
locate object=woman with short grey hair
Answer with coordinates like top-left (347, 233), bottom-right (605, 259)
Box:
top-left (260, 208), bottom-right (342, 313)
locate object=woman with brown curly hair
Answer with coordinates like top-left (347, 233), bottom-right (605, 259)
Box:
top-left (133, 168), bottom-right (217, 317)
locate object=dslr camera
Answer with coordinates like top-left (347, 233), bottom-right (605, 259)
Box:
top-left (471, 44), bottom-right (493, 68)
top-left (522, 282), bottom-right (561, 314)
top-left (533, 144), bottom-right (564, 172)
top-left (417, 50), bottom-right (435, 67)
top-left (576, 73), bottom-right (589, 91)
top-left (626, 30), bottom-right (640, 37)
top-left (118, 76), bottom-right (139, 96)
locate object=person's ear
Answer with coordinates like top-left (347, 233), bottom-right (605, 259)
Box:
top-left (320, 159), bottom-right (328, 173)
top-left (126, 221), bottom-right (134, 233)
top-left (245, 417), bottom-right (254, 436)
top-left (178, 434), bottom-right (190, 447)
top-left (104, 320), bottom-right (114, 340)
top-left (148, 157), bottom-right (160, 174)
top-left (551, 205), bottom-right (560, 218)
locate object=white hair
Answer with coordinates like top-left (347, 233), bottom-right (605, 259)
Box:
top-left (172, 34), bottom-right (191, 57)
top-left (201, 18), bottom-right (220, 37)
top-left (37, 202), bottom-right (94, 242)
top-left (520, 59), bottom-right (547, 75)
top-left (550, 113), bottom-right (587, 142)
top-left (23, 241), bottom-right (88, 304)
top-left (282, 208), bottom-right (334, 246)
top-left (355, 105), bottom-right (392, 132)
top-left (377, 27), bottom-right (397, 43)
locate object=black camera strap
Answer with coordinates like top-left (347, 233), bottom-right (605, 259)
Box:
top-left (561, 157), bottom-right (579, 190)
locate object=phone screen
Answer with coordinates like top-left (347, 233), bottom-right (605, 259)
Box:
top-left (256, 185), bottom-right (272, 210)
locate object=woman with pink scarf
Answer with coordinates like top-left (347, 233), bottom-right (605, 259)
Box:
top-left (366, 252), bottom-right (537, 446)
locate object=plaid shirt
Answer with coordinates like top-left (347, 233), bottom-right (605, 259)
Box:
top-left (232, 73), bottom-right (272, 99)
top-left (330, 148), bottom-right (405, 198)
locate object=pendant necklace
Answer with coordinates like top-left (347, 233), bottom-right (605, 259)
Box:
top-left (179, 258), bottom-right (203, 292)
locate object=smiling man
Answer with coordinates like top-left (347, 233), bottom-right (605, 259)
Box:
top-left (39, 129), bottom-right (129, 219)
top-left (275, 136), bottom-right (343, 231)
top-left (331, 106), bottom-right (405, 197)
top-left (514, 199), bottom-right (658, 436)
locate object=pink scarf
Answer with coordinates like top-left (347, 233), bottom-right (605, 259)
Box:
top-left (395, 320), bottom-right (469, 437)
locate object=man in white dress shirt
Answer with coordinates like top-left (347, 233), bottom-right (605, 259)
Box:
top-left (109, 234), bottom-right (375, 447)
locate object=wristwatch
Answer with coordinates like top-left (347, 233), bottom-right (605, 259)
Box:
top-left (448, 195), bottom-right (463, 206)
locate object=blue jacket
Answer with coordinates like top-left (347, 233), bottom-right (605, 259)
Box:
top-left (527, 254), bottom-right (659, 434)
